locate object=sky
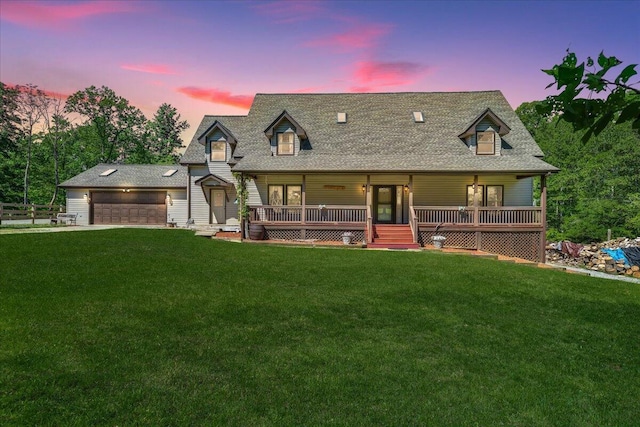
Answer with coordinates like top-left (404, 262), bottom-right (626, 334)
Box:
top-left (1, 0), bottom-right (638, 142)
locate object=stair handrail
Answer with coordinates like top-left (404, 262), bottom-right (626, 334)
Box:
top-left (409, 207), bottom-right (418, 244)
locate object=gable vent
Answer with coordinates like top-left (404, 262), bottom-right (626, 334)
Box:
top-left (100, 168), bottom-right (117, 177)
top-left (163, 169), bottom-right (178, 177)
top-left (413, 112), bottom-right (424, 123)
top-left (337, 112), bottom-right (347, 123)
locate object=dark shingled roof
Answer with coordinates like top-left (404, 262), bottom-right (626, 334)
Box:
top-left (181, 91), bottom-right (558, 174)
top-left (59, 164), bottom-right (187, 188)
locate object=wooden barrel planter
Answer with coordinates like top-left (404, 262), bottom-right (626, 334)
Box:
top-left (249, 223), bottom-right (265, 240)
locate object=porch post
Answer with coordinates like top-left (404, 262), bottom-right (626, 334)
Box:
top-left (473, 174), bottom-right (479, 226)
top-left (366, 175), bottom-right (371, 207)
top-left (302, 174), bottom-right (306, 225)
top-left (540, 174), bottom-right (547, 263)
top-left (408, 175), bottom-right (414, 208)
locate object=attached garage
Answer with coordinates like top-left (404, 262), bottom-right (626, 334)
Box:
top-left (59, 164), bottom-right (188, 226)
top-left (92, 191), bottom-right (167, 225)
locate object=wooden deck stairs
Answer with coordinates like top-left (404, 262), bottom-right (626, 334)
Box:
top-left (368, 224), bottom-right (420, 249)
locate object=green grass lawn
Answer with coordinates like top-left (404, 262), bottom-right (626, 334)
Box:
top-left (1, 229), bottom-right (638, 426)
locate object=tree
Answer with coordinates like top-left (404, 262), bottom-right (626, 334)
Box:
top-left (539, 50), bottom-right (639, 141)
top-left (0, 82), bottom-right (22, 202)
top-left (517, 101), bottom-right (640, 242)
top-left (65, 86), bottom-right (146, 163)
top-left (147, 103), bottom-right (190, 163)
top-left (15, 84), bottom-right (50, 204)
top-left (40, 94), bottom-right (72, 205)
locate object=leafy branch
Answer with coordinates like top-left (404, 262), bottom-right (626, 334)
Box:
top-left (538, 50), bottom-right (640, 141)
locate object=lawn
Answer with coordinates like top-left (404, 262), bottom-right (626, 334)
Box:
top-left (1, 229), bottom-right (638, 426)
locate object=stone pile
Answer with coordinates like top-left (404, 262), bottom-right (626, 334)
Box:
top-left (546, 237), bottom-right (640, 278)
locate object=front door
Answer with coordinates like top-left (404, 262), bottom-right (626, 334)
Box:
top-left (374, 186), bottom-right (396, 224)
top-left (211, 189), bottom-right (226, 224)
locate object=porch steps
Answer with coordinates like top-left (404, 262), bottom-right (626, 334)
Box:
top-left (368, 224), bottom-right (420, 249)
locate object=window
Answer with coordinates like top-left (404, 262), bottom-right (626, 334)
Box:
top-left (467, 185), bottom-right (504, 206)
top-left (486, 185), bottom-right (503, 207)
top-left (268, 185), bottom-right (284, 205)
top-left (277, 132), bottom-right (294, 155)
top-left (476, 131), bottom-right (495, 155)
top-left (287, 185), bottom-right (302, 206)
top-left (467, 185), bottom-right (484, 206)
top-left (268, 185), bottom-right (302, 205)
top-left (210, 141), bottom-right (226, 161)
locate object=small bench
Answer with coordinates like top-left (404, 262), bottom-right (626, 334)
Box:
top-left (51, 213), bottom-right (77, 225)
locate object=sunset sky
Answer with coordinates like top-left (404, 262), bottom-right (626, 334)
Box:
top-left (1, 0), bottom-right (638, 139)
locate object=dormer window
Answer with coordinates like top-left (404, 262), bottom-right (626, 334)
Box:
top-left (277, 131), bottom-right (294, 155)
top-left (476, 131), bottom-right (495, 155)
top-left (210, 139), bottom-right (226, 161)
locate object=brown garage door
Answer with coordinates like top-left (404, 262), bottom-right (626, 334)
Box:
top-left (92, 191), bottom-right (167, 225)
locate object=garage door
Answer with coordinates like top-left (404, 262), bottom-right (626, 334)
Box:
top-left (92, 191), bottom-right (167, 225)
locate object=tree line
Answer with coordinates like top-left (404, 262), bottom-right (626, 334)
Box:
top-left (1, 83), bottom-right (189, 205)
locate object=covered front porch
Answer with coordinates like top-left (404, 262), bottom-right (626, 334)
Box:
top-left (245, 173), bottom-right (548, 261)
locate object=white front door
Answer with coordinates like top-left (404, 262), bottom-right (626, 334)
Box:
top-left (211, 189), bottom-right (226, 224)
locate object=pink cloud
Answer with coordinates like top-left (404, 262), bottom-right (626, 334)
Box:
top-left (9, 83), bottom-right (69, 100)
top-left (305, 23), bottom-right (392, 52)
top-left (176, 87), bottom-right (254, 109)
top-left (121, 64), bottom-right (178, 75)
top-left (0, 0), bottom-right (136, 30)
top-left (252, 0), bottom-right (325, 24)
top-left (350, 60), bottom-right (428, 91)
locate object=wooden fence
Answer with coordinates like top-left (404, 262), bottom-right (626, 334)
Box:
top-left (0, 203), bottom-right (66, 225)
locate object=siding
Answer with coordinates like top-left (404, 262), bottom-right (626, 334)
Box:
top-left (413, 175), bottom-right (532, 206)
top-left (190, 166), bottom-right (210, 225)
top-left (67, 189), bottom-right (90, 225)
top-left (167, 190), bottom-right (188, 225)
top-left (305, 174), bottom-right (366, 205)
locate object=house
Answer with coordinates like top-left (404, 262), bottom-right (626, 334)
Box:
top-left (62, 91), bottom-right (558, 262)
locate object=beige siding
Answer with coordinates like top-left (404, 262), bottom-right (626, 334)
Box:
top-left (167, 189), bottom-right (188, 225)
top-left (305, 174), bottom-right (366, 205)
top-left (67, 189), bottom-right (91, 225)
top-left (413, 174), bottom-right (533, 206)
top-left (370, 174), bottom-right (410, 185)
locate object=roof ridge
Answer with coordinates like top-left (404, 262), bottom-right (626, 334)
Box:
top-left (253, 90), bottom-right (503, 96)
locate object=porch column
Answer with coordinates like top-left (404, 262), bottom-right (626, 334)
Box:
top-left (302, 174), bottom-right (306, 225)
top-left (540, 174), bottom-right (547, 263)
top-left (473, 174), bottom-right (479, 226)
top-left (366, 175), bottom-right (371, 207)
top-left (408, 175), bottom-right (414, 208)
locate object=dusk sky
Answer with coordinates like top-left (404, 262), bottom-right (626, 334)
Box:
top-left (1, 0), bottom-right (638, 140)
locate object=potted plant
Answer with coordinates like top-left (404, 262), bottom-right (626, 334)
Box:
top-left (432, 235), bottom-right (446, 249)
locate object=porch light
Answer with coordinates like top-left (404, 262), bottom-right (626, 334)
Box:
top-left (404, 184), bottom-right (409, 192)
top-left (362, 184), bottom-right (366, 192)
top-left (166, 193), bottom-right (173, 206)
top-left (84, 193), bottom-right (90, 204)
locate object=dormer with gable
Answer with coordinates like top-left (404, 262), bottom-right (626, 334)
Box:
top-left (458, 108), bottom-right (511, 156)
top-left (264, 110), bottom-right (307, 156)
top-left (197, 121), bottom-right (237, 165)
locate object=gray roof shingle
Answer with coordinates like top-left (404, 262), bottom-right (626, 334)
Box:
top-left (181, 91), bottom-right (558, 174)
top-left (59, 164), bottom-right (187, 188)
